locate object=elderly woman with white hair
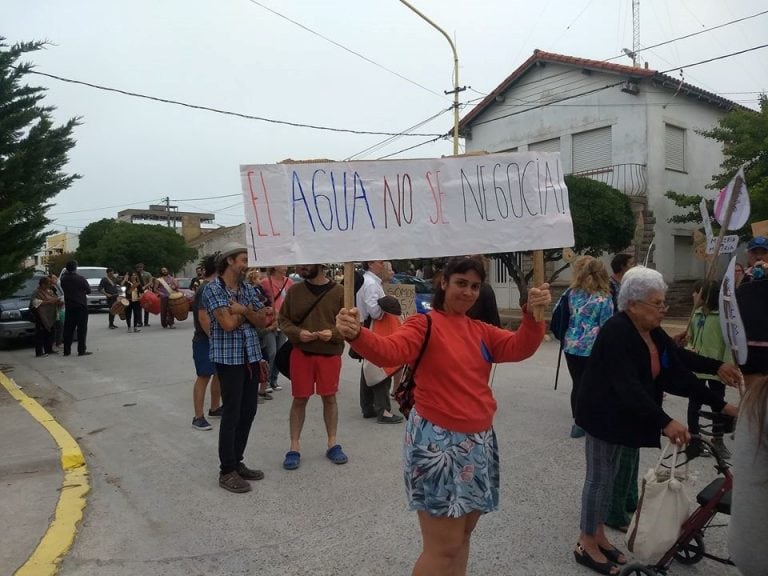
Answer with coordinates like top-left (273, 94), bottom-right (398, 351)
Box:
top-left (572, 267), bottom-right (741, 575)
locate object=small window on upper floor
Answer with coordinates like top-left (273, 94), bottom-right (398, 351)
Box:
top-left (572, 126), bottom-right (612, 173)
top-left (665, 124), bottom-right (686, 172)
top-left (528, 138), bottom-right (560, 153)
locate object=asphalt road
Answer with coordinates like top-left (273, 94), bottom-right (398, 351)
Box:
top-left (0, 313), bottom-right (741, 576)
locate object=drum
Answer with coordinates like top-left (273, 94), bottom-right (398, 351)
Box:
top-left (168, 292), bottom-right (190, 321)
top-left (110, 298), bottom-right (128, 320)
top-left (140, 291), bottom-right (160, 315)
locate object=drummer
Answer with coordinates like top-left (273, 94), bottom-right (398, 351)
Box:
top-left (154, 266), bottom-right (180, 329)
top-left (122, 272), bottom-right (144, 333)
top-left (99, 268), bottom-right (121, 330)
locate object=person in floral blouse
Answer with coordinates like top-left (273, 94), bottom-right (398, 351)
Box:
top-left (563, 256), bottom-right (614, 438)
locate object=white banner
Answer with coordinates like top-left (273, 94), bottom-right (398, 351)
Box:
top-left (719, 255), bottom-right (748, 365)
top-left (239, 153), bottom-right (573, 266)
top-left (714, 167), bottom-right (750, 231)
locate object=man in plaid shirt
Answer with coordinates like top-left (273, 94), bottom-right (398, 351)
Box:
top-left (202, 243), bottom-right (271, 493)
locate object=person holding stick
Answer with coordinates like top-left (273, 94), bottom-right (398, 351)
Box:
top-left (336, 256), bottom-right (551, 576)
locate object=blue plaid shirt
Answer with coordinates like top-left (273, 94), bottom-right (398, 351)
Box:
top-left (202, 278), bottom-right (263, 365)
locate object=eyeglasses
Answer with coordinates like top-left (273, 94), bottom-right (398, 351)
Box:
top-left (637, 300), bottom-right (669, 312)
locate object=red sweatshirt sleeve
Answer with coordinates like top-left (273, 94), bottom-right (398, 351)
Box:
top-left (485, 311), bottom-right (545, 362)
top-left (349, 313), bottom-right (428, 367)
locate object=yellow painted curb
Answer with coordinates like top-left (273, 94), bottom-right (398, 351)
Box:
top-left (0, 371), bottom-right (90, 576)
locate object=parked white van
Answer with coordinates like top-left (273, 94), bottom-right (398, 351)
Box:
top-left (60, 266), bottom-right (110, 310)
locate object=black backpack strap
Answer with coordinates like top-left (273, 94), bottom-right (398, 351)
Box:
top-left (411, 314), bottom-right (432, 374)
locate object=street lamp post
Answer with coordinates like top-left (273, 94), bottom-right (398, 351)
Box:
top-left (399, 0), bottom-right (464, 156)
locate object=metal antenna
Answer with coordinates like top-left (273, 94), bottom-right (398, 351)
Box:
top-left (632, 0), bottom-right (640, 67)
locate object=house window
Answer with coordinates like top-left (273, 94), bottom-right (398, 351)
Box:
top-left (572, 126), bottom-right (612, 172)
top-left (528, 138), bottom-right (560, 153)
top-left (665, 124), bottom-right (685, 171)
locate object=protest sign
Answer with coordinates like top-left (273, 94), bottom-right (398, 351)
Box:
top-left (719, 255), bottom-right (748, 365)
top-left (714, 167), bottom-right (750, 231)
top-left (706, 234), bottom-right (739, 255)
top-left (239, 152), bottom-right (573, 266)
top-left (384, 283), bottom-right (417, 318)
top-left (752, 219), bottom-right (768, 237)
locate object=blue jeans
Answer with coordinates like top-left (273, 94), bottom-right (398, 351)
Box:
top-left (261, 330), bottom-right (286, 387)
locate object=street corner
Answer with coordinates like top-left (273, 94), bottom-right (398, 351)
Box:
top-left (0, 370), bottom-right (90, 576)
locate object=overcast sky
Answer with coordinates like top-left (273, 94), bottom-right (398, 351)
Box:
top-left (4, 0), bottom-right (767, 232)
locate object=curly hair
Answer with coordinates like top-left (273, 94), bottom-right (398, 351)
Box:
top-left (569, 256), bottom-right (610, 295)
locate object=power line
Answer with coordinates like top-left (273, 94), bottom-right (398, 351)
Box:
top-left (48, 199), bottom-right (161, 216)
top-left (377, 135), bottom-right (444, 160)
top-left (23, 69), bottom-right (444, 138)
top-left (606, 8), bottom-right (768, 62)
top-left (659, 44), bottom-right (768, 73)
top-left (246, 0), bottom-right (447, 101)
top-left (345, 106), bottom-right (452, 161)
top-left (170, 193), bottom-right (241, 202)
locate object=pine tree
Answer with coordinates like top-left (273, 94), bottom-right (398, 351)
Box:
top-left (0, 39), bottom-right (79, 298)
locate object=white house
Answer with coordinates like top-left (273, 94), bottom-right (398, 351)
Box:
top-left (458, 50), bottom-right (742, 308)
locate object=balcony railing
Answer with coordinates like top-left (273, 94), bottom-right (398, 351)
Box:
top-left (569, 163), bottom-right (647, 196)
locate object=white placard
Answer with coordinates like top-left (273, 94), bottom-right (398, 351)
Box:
top-left (714, 167), bottom-right (750, 231)
top-left (719, 255), bottom-right (748, 365)
top-left (239, 153), bottom-right (573, 266)
top-left (706, 235), bottom-right (739, 255)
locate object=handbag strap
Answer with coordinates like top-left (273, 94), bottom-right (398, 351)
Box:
top-left (295, 283), bottom-right (333, 325)
top-left (655, 439), bottom-right (680, 473)
top-left (410, 314), bottom-right (432, 375)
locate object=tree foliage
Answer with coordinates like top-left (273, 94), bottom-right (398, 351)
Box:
top-left (665, 94), bottom-right (768, 231)
top-left (496, 175), bottom-right (635, 300)
top-left (75, 219), bottom-right (196, 274)
top-left (0, 39), bottom-right (79, 298)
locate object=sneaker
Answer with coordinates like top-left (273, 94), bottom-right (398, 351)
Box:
top-left (257, 392), bottom-right (273, 400)
top-left (208, 406), bottom-right (223, 418)
top-left (219, 471), bottom-right (251, 493)
top-left (192, 416), bottom-right (212, 431)
top-left (236, 462), bottom-right (264, 481)
top-left (270, 384), bottom-right (283, 391)
top-left (133, 327), bottom-right (141, 333)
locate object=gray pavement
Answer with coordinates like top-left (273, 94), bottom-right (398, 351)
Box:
top-left (0, 314), bottom-right (740, 576)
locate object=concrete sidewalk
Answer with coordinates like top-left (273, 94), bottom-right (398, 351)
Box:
top-left (0, 369), bottom-right (62, 575)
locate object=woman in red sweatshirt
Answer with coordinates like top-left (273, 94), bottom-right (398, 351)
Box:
top-left (337, 256), bottom-right (551, 576)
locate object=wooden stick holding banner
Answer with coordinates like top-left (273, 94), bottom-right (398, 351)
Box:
top-left (343, 262), bottom-right (355, 310)
top-left (532, 250), bottom-right (545, 321)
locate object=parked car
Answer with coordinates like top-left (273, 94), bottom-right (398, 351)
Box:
top-left (0, 273), bottom-right (45, 346)
top-left (60, 266), bottom-right (109, 310)
top-left (389, 273), bottom-right (434, 314)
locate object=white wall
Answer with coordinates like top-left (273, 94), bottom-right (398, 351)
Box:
top-left (464, 63), bottom-right (727, 283)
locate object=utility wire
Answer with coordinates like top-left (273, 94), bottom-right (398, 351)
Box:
top-left (377, 135), bottom-right (444, 160)
top-left (48, 199), bottom-right (161, 216)
top-left (345, 106), bottom-right (452, 161)
top-left (170, 193), bottom-right (241, 202)
top-left (23, 69), bottom-right (444, 138)
top-left (246, 0), bottom-right (447, 100)
top-left (606, 9), bottom-right (768, 61)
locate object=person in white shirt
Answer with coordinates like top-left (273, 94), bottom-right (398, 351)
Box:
top-left (357, 261), bottom-right (403, 424)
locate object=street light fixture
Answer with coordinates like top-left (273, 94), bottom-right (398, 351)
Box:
top-left (399, 0), bottom-right (464, 156)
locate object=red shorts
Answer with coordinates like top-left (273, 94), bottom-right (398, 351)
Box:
top-left (289, 348), bottom-right (342, 398)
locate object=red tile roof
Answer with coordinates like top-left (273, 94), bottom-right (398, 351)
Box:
top-left (458, 49), bottom-right (740, 131)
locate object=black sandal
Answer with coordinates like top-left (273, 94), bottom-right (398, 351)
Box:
top-left (574, 543), bottom-right (619, 575)
top-left (598, 544), bottom-right (627, 565)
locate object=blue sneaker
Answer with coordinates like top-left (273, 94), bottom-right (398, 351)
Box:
top-left (192, 416), bottom-right (212, 431)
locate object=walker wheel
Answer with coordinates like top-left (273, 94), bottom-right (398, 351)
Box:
top-left (620, 563), bottom-right (658, 576)
top-left (675, 531), bottom-right (705, 565)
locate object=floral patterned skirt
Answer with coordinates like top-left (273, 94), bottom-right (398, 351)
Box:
top-left (403, 408), bottom-right (499, 518)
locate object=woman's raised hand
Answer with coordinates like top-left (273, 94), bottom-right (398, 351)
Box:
top-left (528, 282), bottom-right (552, 310)
top-left (336, 308), bottom-right (361, 341)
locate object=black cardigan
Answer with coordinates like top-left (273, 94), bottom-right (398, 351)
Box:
top-left (575, 312), bottom-right (726, 448)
